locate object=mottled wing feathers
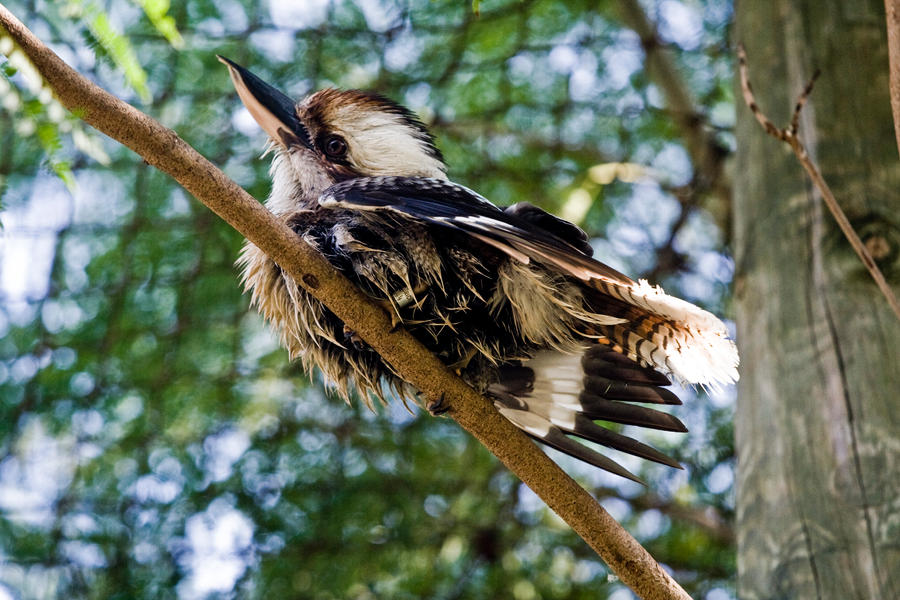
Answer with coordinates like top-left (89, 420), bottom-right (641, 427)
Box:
top-left (321, 176), bottom-right (738, 388)
top-left (319, 176), bottom-right (635, 286)
top-left (503, 202), bottom-right (595, 257)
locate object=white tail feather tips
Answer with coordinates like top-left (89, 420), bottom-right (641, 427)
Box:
top-left (666, 329), bottom-right (739, 388)
top-left (626, 279), bottom-right (739, 387)
top-left (630, 279), bottom-right (727, 334)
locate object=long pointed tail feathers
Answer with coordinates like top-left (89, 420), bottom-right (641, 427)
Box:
top-left (489, 348), bottom-right (697, 483)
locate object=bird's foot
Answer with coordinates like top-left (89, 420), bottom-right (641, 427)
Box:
top-left (378, 283), bottom-right (432, 332)
top-left (372, 299), bottom-right (404, 332)
top-left (447, 347), bottom-right (478, 375)
top-left (342, 325), bottom-right (367, 350)
top-left (426, 393), bottom-right (451, 416)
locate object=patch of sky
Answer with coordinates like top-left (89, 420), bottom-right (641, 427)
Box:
top-left (507, 51), bottom-right (535, 83)
top-left (297, 429), bottom-right (335, 454)
top-left (570, 50), bottom-right (600, 102)
top-left (650, 143), bottom-right (692, 186)
top-left (706, 462), bottom-right (734, 495)
top-left (625, 181), bottom-right (682, 245)
top-left (706, 588), bottom-right (736, 600)
top-left (176, 497), bottom-right (255, 600)
top-left (705, 376), bottom-right (736, 410)
top-left (268, 0), bottom-right (329, 29)
top-left (250, 28), bottom-right (296, 63)
top-left (571, 559), bottom-right (605, 584)
top-left (600, 30), bottom-right (642, 90)
top-left (71, 409), bottom-right (104, 437)
top-left (589, 239), bottom-right (632, 277)
top-left (61, 512), bottom-right (99, 538)
top-left (58, 236), bottom-right (91, 293)
top-left (40, 298), bottom-right (86, 335)
top-left (385, 395), bottom-right (417, 426)
top-left (53, 347), bottom-right (77, 370)
top-left (73, 170), bottom-right (132, 225)
top-left (0, 176), bottom-right (72, 302)
top-left (341, 447), bottom-right (367, 478)
top-left (114, 392), bottom-right (144, 422)
top-left (609, 587), bottom-right (640, 600)
top-left (203, 426), bottom-right (251, 483)
top-left (216, 0), bottom-right (249, 34)
top-left (658, 0), bottom-right (703, 51)
top-left (59, 540), bottom-right (107, 569)
top-left (384, 30), bottom-right (424, 72)
top-left (548, 44), bottom-right (578, 73)
top-left (132, 472), bottom-right (182, 505)
top-left (357, 0), bottom-right (402, 32)
top-left (599, 496), bottom-right (631, 522)
top-left (615, 89), bottom-right (646, 119)
top-left (0, 418), bottom-right (76, 528)
top-left (106, 0), bottom-right (143, 32)
top-left (634, 508), bottom-right (667, 541)
top-left (404, 82), bottom-right (432, 111)
top-left (237, 313), bottom-right (281, 374)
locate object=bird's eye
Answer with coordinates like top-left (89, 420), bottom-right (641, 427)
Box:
top-left (322, 135), bottom-right (348, 159)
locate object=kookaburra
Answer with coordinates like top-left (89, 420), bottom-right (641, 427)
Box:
top-left (220, 56), bottom-right (739, 482)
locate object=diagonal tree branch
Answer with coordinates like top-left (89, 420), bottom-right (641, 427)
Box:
top-left (0, 5), bottom-right (691, 600)
top-left (737, 43), bottom-right (900, 323)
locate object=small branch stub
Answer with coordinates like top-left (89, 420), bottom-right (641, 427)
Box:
top-left (301, 273), bottom-right (320, 289)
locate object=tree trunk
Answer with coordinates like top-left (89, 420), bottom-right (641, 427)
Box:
top-left (734, 1), bottom-right (900, 598)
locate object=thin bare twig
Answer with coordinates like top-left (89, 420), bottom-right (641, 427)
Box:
top-left (737, 43), bottom-right (900, 323)
top-left (788, 70), bottom-right (820, 137)
top-left (0, 6), bottom-right (692, 600)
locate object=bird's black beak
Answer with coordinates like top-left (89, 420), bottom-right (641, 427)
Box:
top-left (217, 55), bottom-right (311, 150)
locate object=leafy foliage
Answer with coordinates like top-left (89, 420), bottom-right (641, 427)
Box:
top-left (0, 0), bottom-right (736, 598)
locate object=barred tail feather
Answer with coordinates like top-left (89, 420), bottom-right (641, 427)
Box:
top-left (587, 278), bottom-right (739, 388)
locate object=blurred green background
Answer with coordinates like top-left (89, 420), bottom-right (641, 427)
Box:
top-left (0, 1), bottom-right (737, 598)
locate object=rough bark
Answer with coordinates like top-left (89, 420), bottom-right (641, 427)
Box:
top-left (886, 0), bottom-right (900, 156)
top-left (734, 1), bottom-right (900, 598)
top-left (0, 5), bottom-right (692, 599)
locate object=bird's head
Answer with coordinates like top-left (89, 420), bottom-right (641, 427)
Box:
top-left (219, 56), bottom-right (446, 212)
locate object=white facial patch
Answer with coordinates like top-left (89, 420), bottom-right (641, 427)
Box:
top-left (329, 104), bottom-right (447, 180)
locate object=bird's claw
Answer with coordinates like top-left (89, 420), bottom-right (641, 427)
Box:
top-left (426, 393), bottom-right (451, 416)
top-left (388, 311), bottom-right (403, 333)
top-left (381, 282), bottom-right (432, 333)
top-left (373, 299), bottom-right (405, 332)
top-left (342, 325), bottom-right (367, 350)
top-left (448, 347), bottom-right (478, 374)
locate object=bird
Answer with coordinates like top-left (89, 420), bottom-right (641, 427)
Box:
top-left (219, 56), bottom-right (739, 483)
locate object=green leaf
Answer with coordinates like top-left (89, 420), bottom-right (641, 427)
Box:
top-left (76, 1), bottom-right (152, 102)
top-left (134, 0), bottom-right (185, 49)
